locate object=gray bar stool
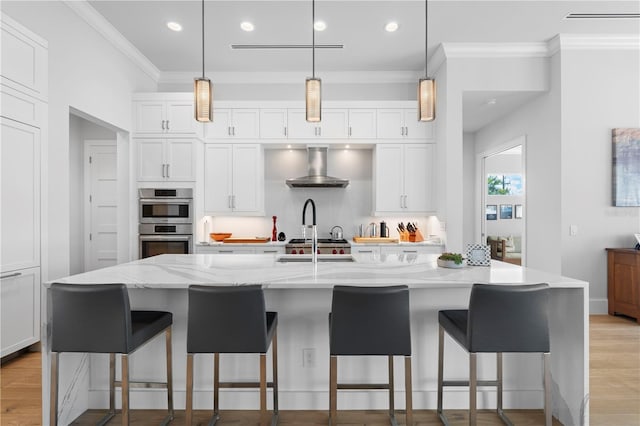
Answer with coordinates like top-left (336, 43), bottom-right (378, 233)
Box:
top-left (186, 285), bottom-right (278, 426)
top-left (49, 283), bottom-right (174, 426)
top-left (329, 285), bottom-right (413, 426)
top-left (437, 283), bottom-right (551, 426)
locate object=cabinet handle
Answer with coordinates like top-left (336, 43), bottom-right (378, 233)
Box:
top-left (219, 250), bottom-right (233, 253)
top-left (166, 120), bottom-right (170, 130)
top-left (161, 164), bottom-right (166, 178)
top-left (228, 195), bottom-right (232, 209)
top-left (232, 195), bottom-right (236, 208)
top-left (228, 126), bottom-right (231, 136)
top-left (358, 250), bottom-right (373, 253)
top-left (232, 126), bottom-right (236, 136)
top-left (166, 164), bottom-right (170, 178)
top-left (0, 272), bottom-right (21, 280)
top-left (403, 250), bottom-right (418, 253)
top-left (161, 120), bottom-right (165, 130)
top-left (405, 126), bottom-right (408, 137)
top-left (318, 127), bottom-right (321, 137)
top-left (349, 126), bottom-right (352, 137)
top-left (284, 127), bottom-right (287, 137)
top-left (400, 195), bottom-right (404, 208)
top-left (263, 250), bottom-right (278, 253)
top-left (404, 195), bottom-right (408, 208)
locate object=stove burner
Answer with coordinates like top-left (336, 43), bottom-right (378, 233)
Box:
top-left (285, 238), bottom-right (351, 255)
top-left (288, 238), bottom-right (348, 244)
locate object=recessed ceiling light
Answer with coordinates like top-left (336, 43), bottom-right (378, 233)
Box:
top-left (314, 21), bottom-right (327, 31)
top-left (486, 98), bottom-right (498, 106)
top-left (167, 22), bottom-right (182, 32)
top-left (385, 22), bottom-right (399, 32)
top-left (240, 21), bottom-right (255, 32)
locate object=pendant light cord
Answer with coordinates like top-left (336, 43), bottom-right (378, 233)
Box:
top-left (202, 0), bottom-right (205, 78)
top-left (312, 0), bottom-right (315, 79)
top-left (425, 0), bottom-right (428, 77)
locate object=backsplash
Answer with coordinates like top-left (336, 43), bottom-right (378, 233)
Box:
top-left (197, 148), bottom-right (444, 243)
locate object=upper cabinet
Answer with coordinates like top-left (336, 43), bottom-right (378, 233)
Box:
top-left (133, 94), bottom-right (202, 136)
top-left (259, 109), bottom-right (288, 138)
top-left (204, 108), bottom-right (260, 139)
top-left (137, 139), bottom-right (195, 182)
top-left (373, 143), bottom-right (436, 215)
top-left (348, 109), bottom-right (377, 139)
top-left (377, 108), bottom-right (434, 140)
top-left (287, 109), bottom-right (349, 139)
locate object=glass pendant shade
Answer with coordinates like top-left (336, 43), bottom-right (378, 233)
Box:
top-left (194, 77), bottom-right (212, 122)
top-left (306, 78), bottom-right (321, 122)
top-left (418, 78), bottom-right (435, 122)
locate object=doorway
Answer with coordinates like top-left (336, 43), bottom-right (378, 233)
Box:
top-left (477, 136), bottom-right (526, 266)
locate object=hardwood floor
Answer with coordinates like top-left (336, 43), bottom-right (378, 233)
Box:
top-left (1, 315), bottom-right (638, 425)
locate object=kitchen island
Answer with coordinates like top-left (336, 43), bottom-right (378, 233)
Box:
top-left (44, 253), bottom-right (589, 425)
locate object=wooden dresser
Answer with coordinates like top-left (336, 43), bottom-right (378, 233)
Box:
top-left (606, 248), bottom-right (640, 322)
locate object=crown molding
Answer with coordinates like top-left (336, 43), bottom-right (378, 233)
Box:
top-left (557, 34), bottom-right (640, 51)
top-left (62, 0), bottom-right (160, 82)
top-left (159, 71), bottom-right (421, 85)
top-left (442, 42), bottom-right (549, 59)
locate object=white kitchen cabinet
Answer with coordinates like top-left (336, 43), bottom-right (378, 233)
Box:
top-left (204, 144), bottom-right (264, 215)
top-left (205, 108), bottom-right (260, 139)
top-left (377, 108), bottom-right (434, 140)
top-left (352, 246), bottom-right (381, 257)
top-left (1, 118), bottom-right (41, 272)
top-left (259, 109), bottom-right (288, 139)
top-left (348, 109), bottom-right (377, 139)
top-left (374, 143), bottom-right (435, 215)
top-left (287, 109), bottom-right (348, 139)
top-left (1, 267), bottom-right (40, 357)
top-left (380, 245), bottom-right (444, 255)
top-left (134, 99), bottom-right (199, 135)
top-left (137, 139), bottom-right (195, 182)
top-left (195, 245), bottom-right (284, 254)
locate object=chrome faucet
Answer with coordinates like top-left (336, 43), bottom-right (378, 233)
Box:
top-left (302, 198), bottom-right (318, 265)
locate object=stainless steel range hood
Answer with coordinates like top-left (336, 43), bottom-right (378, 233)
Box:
top-left (286, 147), bottom-right (349, 188)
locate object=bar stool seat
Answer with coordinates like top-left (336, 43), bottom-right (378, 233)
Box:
top-left (437, 283), bottom-right (551, 426)
top-left (186, 285), bottom-right (279, 426)
top-left (49, 283), bottom-right (174, 426)
top-left (329, 285), bottom-right (413, 426)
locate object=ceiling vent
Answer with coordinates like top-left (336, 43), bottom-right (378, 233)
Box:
top-left (565, 13), bottom-right (640, 19)
top-left (231, 44), bottom-right (344, 50)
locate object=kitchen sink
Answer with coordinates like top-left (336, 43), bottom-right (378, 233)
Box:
top-left (277, 255), bottom-right (355, 263)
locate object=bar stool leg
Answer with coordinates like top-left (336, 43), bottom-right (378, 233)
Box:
top-left (121, 354), bottom-right (130, 426)
top-left (329, 355), bottom-right (337, 426)
top-left (388, 355), bottom-right (395, 420)
top-left (50, 352), bottom-right (59, 426)
top-left (109, 353), bottom-right (116, 416)
top-left (469, 353), bottom-right (477, 426)
top-left (214, 353), bottom-right (220, 418)
top-left (497, 352), bottom-right (503, 416)
top-left (437, 326), bottom-right (445, 420)
top-left (272, 330), bottom-right (279, 416)
top-left (165, 328), bottom-right (174, 420)
top-left (186, 354), bottom-right (194, 426)
top-left (404, 356), bottom-right (413, 426)
top-left (259, 353), bottom-right (267, 426)
top-left (544, 352), bottom-right (552, 426)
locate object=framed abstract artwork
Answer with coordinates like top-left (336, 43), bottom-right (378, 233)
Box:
top-left (613, 128), bottom-right (640, 206)
top-left (486, 205), bottom-right (497, 220)
top-left (500, 204), bottom-right (513, 219)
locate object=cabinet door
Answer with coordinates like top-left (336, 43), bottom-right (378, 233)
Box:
top-left (166, 101), bottom-right (197, 134)
top-left (403, 108), bottom-right (434, 140)
top-left (1, 119), bottom-right (40, 272)
top-left (205, 109), bottom-right (233, 139)
top-left (204, 144), bottom-right (233, 213)
top-left (135, 102), bottom-right (165, 134)
top-left (374, 144), bottom-right (404, 213)
top-left (1, 267), bottom-right (40, 357)
top-left (232, 144), bottom-right (264, 214)
top-left (348, 109), bottom-right (377, 139)
top-left (232, 109), bottom-right (260, 139)
top-left (319, 109), bottom-right (349, 139)
top-left (376, 109), bottom-right (404, 139)
top-left (137, 139), bottom-right (166, 181)
top-left (287, 109), bottom-right (317, 138)
top-left (260, 109), bottom-right (288, 139)
top-left (166, 140), bottom-right (195, 181)
top-left (404, 144), bottom-right (435, 212)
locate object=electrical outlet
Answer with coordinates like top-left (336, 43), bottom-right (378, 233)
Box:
top-left (569, 225), bottom-right (578, 236)
top-left (302, 348), bottom-right (315, 368)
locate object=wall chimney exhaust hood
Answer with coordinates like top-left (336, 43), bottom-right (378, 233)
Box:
top-left (286, 147), bottom-right (349, 188)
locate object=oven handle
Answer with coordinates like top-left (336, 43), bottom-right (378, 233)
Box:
top-left (139, 198), bottom-right (193, 203)
top-left (139, 235), bottom-right (192, 241)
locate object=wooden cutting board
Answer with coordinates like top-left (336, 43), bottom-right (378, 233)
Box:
top-left (352, 237), bottom-right (399, 243)
top-left (223, 237), bottom-right (270, 243)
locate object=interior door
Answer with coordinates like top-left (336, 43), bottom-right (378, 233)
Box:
top-left (85, 141), bottom-right (117, 271)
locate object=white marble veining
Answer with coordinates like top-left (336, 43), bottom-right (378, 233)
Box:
top-left (51, 253), bottom-right (586, 290)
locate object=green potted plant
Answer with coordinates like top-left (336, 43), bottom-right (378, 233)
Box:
top-left (437, 252), bottom-right (466, 269)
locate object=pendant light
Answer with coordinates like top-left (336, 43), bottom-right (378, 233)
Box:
top-left (306, 0), bottom-right (321, 122)
top-left (194, 0), bottom-right (212, 122)
top-left (418, 0), bottom-right (435, 122)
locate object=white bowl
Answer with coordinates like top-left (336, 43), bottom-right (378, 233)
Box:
top-left (437, 258), bottom-right (466, 269)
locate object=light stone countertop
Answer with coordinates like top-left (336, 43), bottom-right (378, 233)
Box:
top-left (50, 253), bottom-right (587, 290)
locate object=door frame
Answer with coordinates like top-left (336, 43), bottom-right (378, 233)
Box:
top-left (83, 139), bottom-right (117, 272)
top-left (475, 135), bottom-right (527, 266)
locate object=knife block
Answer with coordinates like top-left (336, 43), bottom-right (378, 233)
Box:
top-left (408, 230), bottom-right (424, 242)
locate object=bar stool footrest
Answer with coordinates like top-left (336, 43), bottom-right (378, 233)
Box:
top-left (113, 380), bottom-right (169, 389)
top-left (442, 379), bottom-right (499, 387)
top-left (218, 381), bottom-right (275, 389)
top-left (337, 383), bottom-right (391, 390)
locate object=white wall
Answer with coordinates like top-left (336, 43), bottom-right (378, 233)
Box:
top-left (559, 44), bottom-right (640, 312)
top-left (1, 1), bottom-right (157, 281)
top-left (462, 132), bottom-right (476, 247)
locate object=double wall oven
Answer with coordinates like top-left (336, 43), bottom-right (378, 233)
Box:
top-left (138, 188), bottom-right (193, 259)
